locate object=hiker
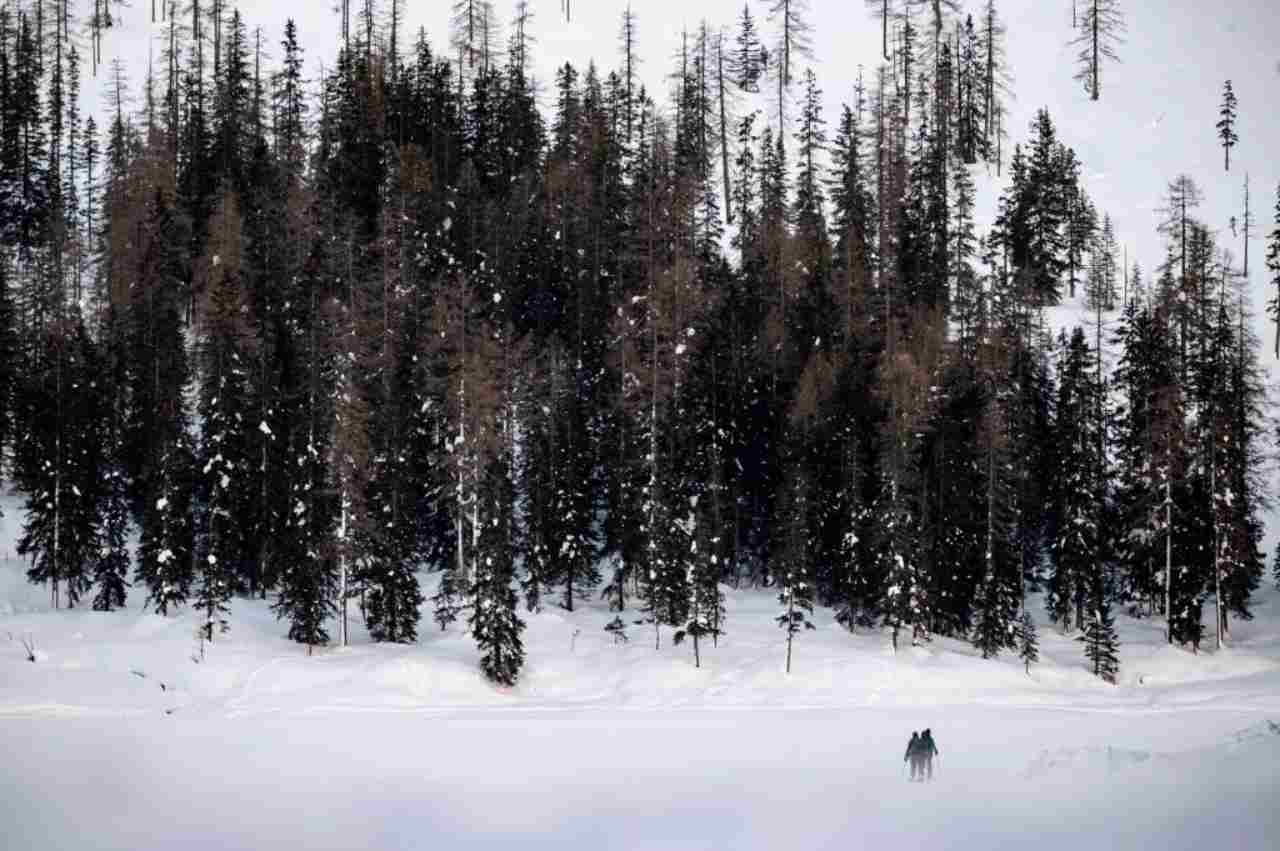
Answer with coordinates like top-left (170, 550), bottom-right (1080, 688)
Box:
top-left (904, 731), bottom-right (922, 781)
top-left (920, 728), bottom-right (939, 781)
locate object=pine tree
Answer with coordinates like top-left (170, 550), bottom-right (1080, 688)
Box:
top-left (732, 3), bottom-right (765, 92)
top-left (1047, 328), bottom-right (1105, 633)
top-left (192, 192), bottom-right (258, 641)
top-left (1064, 158), bottom-right (1096, 300)
top-left (362, 309), bottom-right (427, 644)
top-left (467, 323), bottom-right (526, 687)
top-left (792, 69), bottom-right (827, 244)
top-left (617, 4), bottom-right (640, 145)
top-left (776, 465), bottom-right (816, 673)
top-left (1112, 296), bottom-right (1167, 615)
top-left (970, 351), bottom-right (1020, 658)
top-left (1077, 596), bottom-right (1119, 683)
top-left (1071, 0), bottom-right (1125, 101)
top-left (136, 436), bottom-right (196, 615)
top-left (1216, 79), bottom-right (1238, 172)
top-left (330, 309), bottom-right (371, 650)
top-left (16, 319), bottom-right (103, 610)
top-left (0, 262), bottom-right (16, 483)
top-left (92, 309), bottom-right (131, 612)
top-left (1265, 183), bottom-right (1280, 360)
top-left (978, 0), bottom-right (1011, 162)
top-left (1211, 283), bottom-right (1265, 640)
top-left (1016, 609), bottom-right (1039, 674)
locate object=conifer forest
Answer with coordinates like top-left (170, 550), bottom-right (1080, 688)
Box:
top-left (2, 0), bottom-right (1278, 691)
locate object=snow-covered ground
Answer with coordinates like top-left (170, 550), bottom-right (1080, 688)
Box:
top-left (3, 493), bottom-right (1280, 849)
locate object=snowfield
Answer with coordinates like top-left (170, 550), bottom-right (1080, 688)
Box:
top-left (3, 497), bottom-right (1280, 849)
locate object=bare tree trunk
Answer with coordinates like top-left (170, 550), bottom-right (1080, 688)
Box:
top-left (1212, 453), bottom-right (1222, 650)
top-left (1165, 472), bottom-right (1172, 644)
top-left (882, 0), bottom-right (890, 59)
top-left (784, 585), bottom-right (795, 673)
top-left (718, 34), bottom-right (733, 225)
top-left (1243, 173), bottom-right (1251, 279)
top-left (339, 495), bottom-right (348, 647)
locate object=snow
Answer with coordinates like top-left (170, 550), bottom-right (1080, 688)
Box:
top-left (3, 472), bottom-right (1279, 850)
top-left (12, 5), bottom-right (1280, 842)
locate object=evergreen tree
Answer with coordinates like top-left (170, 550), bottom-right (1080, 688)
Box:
top-left (775, 464), bottom-right (816, 673)
top-left (970, 354), bottom-right (1021, 658)
top-left (92, 308), bottom-right (131, 612)
top-left (1265, 183), bottom-right (1280, 360)
top-left (1047, 328), bottom-right (1105, 633)
top-left (792, 70), bottom-right (827, 243)
top-left (1216, 79), bottom-right (1238, 172)
top-left (0, 262), bottom-right (16, 480)
top-left (15, 319), bottom-right (103, 610)
top-left (978, 0), bottom-right (1012, 164)
top-left (193, 193), bottom-right (257, 641)
top-left (270, 277), bottom-right (338, 648)
top-left (467, 323), bottom-right (526, 686)
top-left (1112, 296), bottom-right (1166, 615)
top-left (1077, 594), bottom-right (1119, 683)
top-left (732, 3), bottom-right (766, 92)
top-left (1016, 609), bottom-right (1039, 674)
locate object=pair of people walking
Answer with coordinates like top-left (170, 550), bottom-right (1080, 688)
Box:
top-left (904, 729), bottom-right (939, 782)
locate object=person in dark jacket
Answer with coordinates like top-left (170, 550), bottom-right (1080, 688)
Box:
top-left (920, 729), bottom-right (939, 780)
top-left (904, 732), bottom-right (922, 781)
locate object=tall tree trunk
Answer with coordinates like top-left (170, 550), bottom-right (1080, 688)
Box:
top-left (718, 35), bottom-right (733, 225)
top-left (1091, 0), bottom-right (1099, 100)
top-left (1165, 471), bottom-right (1172, 644)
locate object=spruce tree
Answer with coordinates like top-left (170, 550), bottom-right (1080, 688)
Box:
top-left (1265, 183), bottom-right (1280, 360)
top-left (92, 307), bottom-right (132, 612)
top-left (1047, 328), bottom-right (1105, 633)
top-left (1078, 594), bottom-right (1119, 683)
top-left (775, 465), bottom-right (816, 673)
top-left (970, 365), bottom-right (1020, 658)
top-left (468, 325), bottom-right (526, 686)
top-left (1112, 296), bottom-right (1166, 615)
top-left (1016, 609), bottom-right (1039, 674)
top-left (1216, 80), bottom-right (1238, 172)
top-left (193, 194), bottom-right (258, 641)
top-left (978, 0), bottom-right (1011, 162)
top-left (0, 262), bottom-right (15, 482)
top-left (16, 319), bottom-right (103, 610)
top-left (136, 437), bottom-right (196, 616)
top-left (732, 3), bottom-right (765, 93)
